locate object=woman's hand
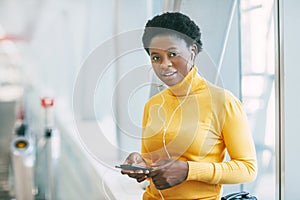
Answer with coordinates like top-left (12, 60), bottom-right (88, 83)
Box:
top-left (121, 152), bottom-right (150, 183)
top-left (149, 159), bottom-right (188, 190)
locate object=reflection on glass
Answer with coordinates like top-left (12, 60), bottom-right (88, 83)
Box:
top-left (240, 0), bottom-right (276, 199)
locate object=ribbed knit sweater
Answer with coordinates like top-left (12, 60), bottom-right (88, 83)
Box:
top-left (141, 67), bottom-right (257, 200)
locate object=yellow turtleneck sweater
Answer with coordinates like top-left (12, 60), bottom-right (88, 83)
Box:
top-left (141, 67), bottom-right (257, 200)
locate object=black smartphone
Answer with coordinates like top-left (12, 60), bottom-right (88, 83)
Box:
top-left (115, 164), bottom-right (152, 171)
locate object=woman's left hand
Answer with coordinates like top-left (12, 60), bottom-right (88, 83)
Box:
top-left (149, 159), bottom-right (188, 190)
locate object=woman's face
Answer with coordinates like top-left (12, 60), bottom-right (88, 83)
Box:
top-left (149, 35), bottom-right (196, 86)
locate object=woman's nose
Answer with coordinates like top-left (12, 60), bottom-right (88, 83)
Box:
top-left (160, 57), bottom-right (172, 68)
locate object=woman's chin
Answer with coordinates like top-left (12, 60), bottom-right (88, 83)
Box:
top-left (161, 76), bottom-right (182, 86)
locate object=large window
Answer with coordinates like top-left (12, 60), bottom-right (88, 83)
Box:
top-left (240, 0), bottom-right (276, 199)
top-left (180, 0), bottom-right (276, 198)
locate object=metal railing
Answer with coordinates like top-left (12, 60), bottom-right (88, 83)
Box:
top-left (11, 137), bottom-right (36, 200)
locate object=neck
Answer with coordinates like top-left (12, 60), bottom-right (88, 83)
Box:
top-left (167, 66), bottom-right (196, 96)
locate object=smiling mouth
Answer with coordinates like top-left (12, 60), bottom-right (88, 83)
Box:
top-left (162, 71), bottom-right (177, 77)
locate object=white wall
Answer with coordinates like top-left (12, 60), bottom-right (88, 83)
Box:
top-left (181, 0), bottom-right (241, 98)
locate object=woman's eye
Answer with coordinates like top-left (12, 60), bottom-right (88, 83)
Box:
top-left (170, 52), bottom-right (178, 57)
top-left (152, 56), bottom-right (160, 62)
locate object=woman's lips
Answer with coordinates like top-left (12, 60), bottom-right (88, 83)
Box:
top-left (162, 71), bottom-right (177, 77)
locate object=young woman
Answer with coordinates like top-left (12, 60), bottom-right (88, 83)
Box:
top-left (121, 12), bottom-right (257, 200)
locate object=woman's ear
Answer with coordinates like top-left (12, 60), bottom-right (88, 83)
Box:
top-left (191, 44), bottom-right (198, 56)
top-left (190, 44), bottom-right (198, 62)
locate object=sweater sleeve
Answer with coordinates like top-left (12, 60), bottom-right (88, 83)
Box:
top-left (140, 102), bottom-right (152, 165)
top-left (186, 93), bottom-right (257, 184)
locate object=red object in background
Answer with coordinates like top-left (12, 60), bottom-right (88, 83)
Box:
top-left (16, 107), bottom-right (24, 120)
top-left (41, 97), bottom-right (54, 108)
top-left (0, 35), bottom-right (25, 42)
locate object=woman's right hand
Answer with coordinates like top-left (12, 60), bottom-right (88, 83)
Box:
top-left (121, 152), bottom-right (150, 182)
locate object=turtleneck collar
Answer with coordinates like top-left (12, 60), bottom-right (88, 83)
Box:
top-left (167, 66), bottom-right (206, 97)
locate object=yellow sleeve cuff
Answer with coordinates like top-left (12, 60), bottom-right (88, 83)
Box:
top-left (186, 161), bottom-right (214, 182)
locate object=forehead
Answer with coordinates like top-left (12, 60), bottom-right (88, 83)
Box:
top-left (149, 35), bottom-right (188, 52)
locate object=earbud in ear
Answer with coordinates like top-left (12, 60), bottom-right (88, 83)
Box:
top-left (191, 52), bottom-right (195, 60)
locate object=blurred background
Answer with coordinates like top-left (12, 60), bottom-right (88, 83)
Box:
top-left (0, 0), bottom-right (299, 199)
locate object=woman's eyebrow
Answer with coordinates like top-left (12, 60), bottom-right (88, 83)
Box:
top-left (150, 52), bottom-right (159, 56)
top-left (167, 47), bottom-right (178, 51)
top-left (150, 47), bottom-right (178, 55)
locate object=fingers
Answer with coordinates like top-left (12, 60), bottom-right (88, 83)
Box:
top-left (129, 172), bottom-right (149, 183)
top-left (125, 152), bottom-right (145, 165)
top-left (149, 168), bottom-right (167, 189)
top-left (121, 169), bottom-right (150, 175)
top-left (155, 184), bottom-right (171, 190)
top-left (121, 169), bottom-right (150, 183)
top-left (149, 159), bottom-right (172, 177)
top-left (152, 178), bottom-right (171, 190)
top-left (137, 175), bottom-right (148, 183)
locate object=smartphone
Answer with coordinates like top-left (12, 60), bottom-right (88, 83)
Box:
top-left (115, 164), bottom-right (152, 171)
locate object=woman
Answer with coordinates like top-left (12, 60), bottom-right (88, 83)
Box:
top-left (121, 12), bottom-right (257, 200)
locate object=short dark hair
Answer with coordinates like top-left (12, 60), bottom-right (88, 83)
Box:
top-left (142, 12), bottom-right (203, 55)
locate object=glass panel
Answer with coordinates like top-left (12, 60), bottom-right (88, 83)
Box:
top-left (240, 0), bottom-right (276, 199)
top-left (180, 0), bottom-right (277, 198)
top-left (283, 0), bottom-right (300, 198)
